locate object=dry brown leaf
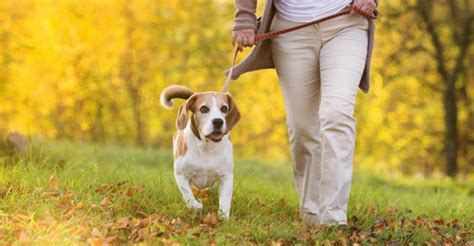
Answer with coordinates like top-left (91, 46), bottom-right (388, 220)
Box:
top-left (349, 231), bottom-right (362, 242)
top-left (91, 228), bottom-right (104, 238)
top-left (114, 217), bottom-right (131, 229)
top-left (336, 237), bottom-right (348, 246)
top-left (311, 224), bottom-right (324, 232)
top-left (298, 230), bottom-right (311, 241)
top-left (42, 191), bottom-right (60, 198)
top-left (14, 214), bottom-right (30, 222)
top-left (202, 212), bottom-right (218, 227)
top-left (17, 231), bottom-right (30, 242)
top-left (104, 235), bottom-right (119, 245)
top-left (140, 218), bottom-right (150, 228)
top-left (137, 228), bottom-right (148, 241)
top-left (87, 237), bottom-right (104, 246)
top-left (72, 226), bottom-right (89, 238)
top-left (57, 194), bottom-right (72, 208)
top-left (136, 185), bottom-right (145, 192)
top-left (48, 175), bottom-right (58, 188)
top-left (135, 210), bottom-right (148, 218)
top-left (100, 197), bottom-right (112, 208)
top-left (434, 218), bottom-right (445, 225)
top-left (75, 201), bottom-right (84, 209)
top-left (96, 184), bottom-right (115, 193)
top-left (270, 241), bottom-right (282, 246)
top-left (278, 198), bottom-right (287, 207)
top-left (123, 187), bottom-right (134, 197)
top-left (64, 207), bottom-right (76, 218)
top-left (192, 186), bottom-right (199, 196)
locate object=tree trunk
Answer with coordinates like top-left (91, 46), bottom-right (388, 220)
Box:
top-left (444, 83), bottom-right (458, 177)
top-left (131, 89), bottom-right (145, 146)
top-left (121, 1), bottom-right (146, 146)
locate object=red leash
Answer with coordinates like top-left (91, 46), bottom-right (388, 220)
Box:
top-left (223, 4), bottom-right (379, 92)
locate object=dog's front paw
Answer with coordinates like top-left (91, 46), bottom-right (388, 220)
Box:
top-left (186, 200), bottom-right (203, 211)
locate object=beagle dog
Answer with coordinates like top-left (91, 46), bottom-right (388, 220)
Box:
top-left (160, 85), bottom-right (241, 219)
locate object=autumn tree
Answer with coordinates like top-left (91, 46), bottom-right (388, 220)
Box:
top-left (414, 0), bottom-right (473, 177)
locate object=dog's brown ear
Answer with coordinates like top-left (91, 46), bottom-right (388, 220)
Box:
top-left (176, 94), bottom-right (197, 130)
top-left (225, 94), bottom-right (241, 133)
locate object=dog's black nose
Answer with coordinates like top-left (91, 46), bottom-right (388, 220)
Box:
top-left (212, 118), bottom-right (224, 128)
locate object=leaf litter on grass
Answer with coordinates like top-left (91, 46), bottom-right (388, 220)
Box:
top-left (1, 171), bottom-right (474, 245)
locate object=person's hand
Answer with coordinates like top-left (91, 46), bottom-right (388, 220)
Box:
top-left (351, 0), bottom-right (376, 16)
top-left (231, 29), bottom-right (256, 52)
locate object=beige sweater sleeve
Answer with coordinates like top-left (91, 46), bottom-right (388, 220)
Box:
top-left (233, 0), bottom-right (257, 31)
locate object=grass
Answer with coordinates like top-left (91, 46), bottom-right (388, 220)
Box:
top-left (0, 140), bottom-right (473, 244)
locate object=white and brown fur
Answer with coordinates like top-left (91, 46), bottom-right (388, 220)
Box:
top-left (160, 85), bottom-right (241, 219)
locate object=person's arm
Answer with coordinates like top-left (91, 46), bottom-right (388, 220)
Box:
top-left (231, 0), bottom-right (257, 51)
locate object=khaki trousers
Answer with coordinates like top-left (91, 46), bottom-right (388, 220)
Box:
top-left (270, 11), bottom-right (369, 225)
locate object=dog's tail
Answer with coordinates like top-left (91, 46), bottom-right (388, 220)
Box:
top-left (160, 85), bottom-right (194, 109)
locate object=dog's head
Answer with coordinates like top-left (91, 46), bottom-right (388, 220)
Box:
top-left (176, 92), bottom-right (240, 142)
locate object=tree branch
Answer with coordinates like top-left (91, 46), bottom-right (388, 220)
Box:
top-left (416, 0), bottom-right (450, 83)
top-left (449, 15), bottom-right (473, 85)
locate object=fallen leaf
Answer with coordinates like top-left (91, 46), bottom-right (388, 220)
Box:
top-left (104, 235), bottom-right (119, 244)
top-left (137, 228), bottom-right (148, 241)
top-left (64, 207), bottom-right (76, 218)
top-left (42, 191), bottom-right (60, 198)
top-left (114, 217), bottom-right (131, 229)
top-left (123, 188), bottom-right (134, 197)
top-left (91, 228), bottom-right (103, 238)
top-left (17, 231), bottom-right (30, 242)
top-left (136, 185), bottom-right (145, 192)
top-left (14, 214), bottom-right (30, 222)
top-left (48, 175), bottom-right (58, 188)
top-left (202, 212), bottom-right (218, 227)
top-left (278, 198), bottom-right (287, 208)
top-left (75, 201), bottom-right (84, 209)
top-left (100, 197), bottom-right (112, 208)
top-left (86, 237), bottom-right (103, 246)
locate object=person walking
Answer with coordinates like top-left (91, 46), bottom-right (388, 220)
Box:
top-left (227, 0), bottom-right (378, 225)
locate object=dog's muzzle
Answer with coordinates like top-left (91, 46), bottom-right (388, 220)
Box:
top-left (206, 131), bottom-right (224, 142)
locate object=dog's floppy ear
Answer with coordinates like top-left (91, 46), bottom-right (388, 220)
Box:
top-left (225, 94), bottom-right (241, 134)
top-left (176, 94), bottom-right (197, 130)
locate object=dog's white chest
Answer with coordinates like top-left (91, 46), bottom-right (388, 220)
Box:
top-left (181, 156), bottom-right (232, 189)
top-left (175, 136), bottom-right (233, 189)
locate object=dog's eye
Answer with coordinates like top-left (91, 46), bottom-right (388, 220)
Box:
top-left (220, 106), bottom-right (228, 113)
top-left (200, 106), bottom-right (209, 113)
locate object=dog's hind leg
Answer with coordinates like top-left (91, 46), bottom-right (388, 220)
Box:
top-left (174, 172), bottom-right (203, 211)
top-left (218, 174), bottom-right (234, 219)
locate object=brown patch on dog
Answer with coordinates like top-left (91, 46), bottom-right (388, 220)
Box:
top-left (224, 93), bottom-right (240, 133)
top-left (190, 114), bottom-right (202, 140)
top-left (173, 130), bottom-right (187, 158)
top-left (176, 95), bottom-right (198, 130)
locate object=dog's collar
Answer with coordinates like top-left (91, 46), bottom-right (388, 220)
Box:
top-left (190, 114), bottom-right (202, 141)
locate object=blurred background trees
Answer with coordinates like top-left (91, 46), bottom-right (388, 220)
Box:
top-left (0, 0), bottom-right (472, 178)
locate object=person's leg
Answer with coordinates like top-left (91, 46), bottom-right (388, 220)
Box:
top-left (317, 15), bottom-right (369, 225)
top-left (270, 13), bottom-right (323, 220)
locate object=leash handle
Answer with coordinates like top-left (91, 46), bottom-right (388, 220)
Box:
top-left (223, 5), bottom-right (379, 92)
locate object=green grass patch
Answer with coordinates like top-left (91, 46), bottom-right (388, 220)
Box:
top-left (0, 140), bottom-right (473, 244)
